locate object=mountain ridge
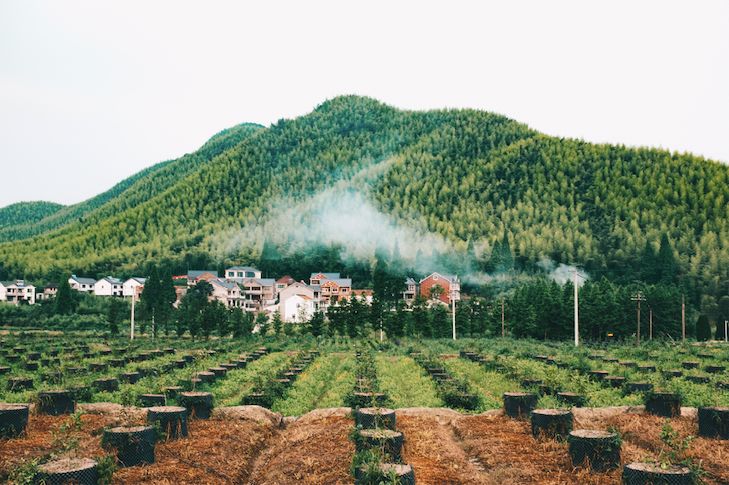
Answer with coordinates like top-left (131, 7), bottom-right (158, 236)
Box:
top-left (0, 95), bottom-right (726, 301)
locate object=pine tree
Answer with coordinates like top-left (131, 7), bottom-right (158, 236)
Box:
top-left (140, 266), bottom-right (161, 337)
top-left (308, 310), bottom-right (325, 337)
top-left (695, 314), bottom-right (711, 341)
top-left (657, 234), bottom-right (678, 284)
top-left (54, 277), bottom-right (77, 315)
top-left (271, 310), bottom-right (283, 335)
top-left (107, 298), bottom-right (123, 336)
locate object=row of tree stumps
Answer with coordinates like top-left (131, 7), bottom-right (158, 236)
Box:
top-left (349, 350), bottom-right (415, 485)
top-left (462, 350), bottom-right (729, 485)
top-left (0, 346), bottom-right (274, 484)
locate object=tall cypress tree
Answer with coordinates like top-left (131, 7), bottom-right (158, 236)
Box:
top-left (54, 277), bottom-right (77, 315)
top-left (657, 234), bottom-right (678, 283)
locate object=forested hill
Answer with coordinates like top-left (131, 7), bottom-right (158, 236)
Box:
top-left (0, 201), bottom-right (64, 229)
top-left (1, 96), bottom-right (728, 300)
top-left (0, 122), bottom-right (263, 242)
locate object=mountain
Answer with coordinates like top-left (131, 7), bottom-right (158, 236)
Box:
top-left (0, 201), bottom-right (64, 229)
top-left (0, 122), bottom-right (263, 242)
top-left (1, 96), bottom-right (728, 299)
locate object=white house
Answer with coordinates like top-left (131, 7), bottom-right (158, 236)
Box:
top-left (69, 275), bottom-right (96, 292)
top-left (224, 266), bottom-right (262, 281)
top-left (94, 276), bottom-right (123, 297)
top-left (278, 281), bottom-right (319, 322)
top-left (209, 279), bottom-right (244, 308)
top-left (122, 277), bottom-right (146, 297)
top-left (0, 280), bottom-right (36, 305)
top-left (282, 293), bottom-right (316, 323)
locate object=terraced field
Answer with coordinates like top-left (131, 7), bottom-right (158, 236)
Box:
top-left (0, 333), bottom-right (727, 484)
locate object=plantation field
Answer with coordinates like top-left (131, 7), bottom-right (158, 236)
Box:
top-left (1, 333), bottom-right (728, 484)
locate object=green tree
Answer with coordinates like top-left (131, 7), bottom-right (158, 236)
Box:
top-left (308, 310), bottom-right (325, 337)
top-left (271, 310), bottom-right (283, 335)
top-left (54, 277), bottom-right (77, 315)
top-left (695, 314), bottom-right (711, 341)
top-left (107, 297), bottom-right (123, 336)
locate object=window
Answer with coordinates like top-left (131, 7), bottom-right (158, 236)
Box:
top-left (238, 272), bottom-right (244, 277)
top-left (246, 271), bottom-right (254, 278)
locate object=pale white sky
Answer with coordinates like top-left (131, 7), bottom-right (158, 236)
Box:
top-left (1, 0), bottom-right (727, 208)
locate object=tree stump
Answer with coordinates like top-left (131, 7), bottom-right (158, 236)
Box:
top-left (7, 377), bottom-right (33, 392)
top-left (0, 403), bottom-right (29, 438)
top-left (163, 386), bottom-right (183, 400)
top-left (196, 371), bottom-right (216, 384)
top-left (531, 409), bottom-right (573, 440)
top-left (503, 392), bottom-right (538, 418)
top-left (686, 375), bottom-right (710, 384)
top-left (139, 394), bottom-right (166, 407)
top-left (604, 376), bottom-right (626, 388)
top-left (625, 382), bottom-right (653, 394)
top-left (179, 391), bottom-right (213, 419)
top-left (209, 367), bottom-right (227, 377)
top-left (681, 361), bottom-right (699, 369)
top-left (357, 429), bottom-right (404, 462)
top-left (147, 406), bottom-right (188, 440)
top-left (24, 362), bottom-right (39, 371)
top-left (37, 390), bottom-right (75, 415)
top-left (697, 406), bottom-right (729, 439)
top-left (622, 462), bottom-right (693, 485)
top-left (93, 378), bottom-right (119, 393)
top-left (356, 407), bottom-right (396, 430)
top-left (242, 392), bottom-right (272, 408)
top-left (705, 365), bottom-right (725, 374)
top-left (568, 430), bottom-right (621, 472)
top-left (35, 458), bottom-right (98, 485)
top-left (663, 369), bottom-right (683, 378)
top-left (589, 370), bottom-right (609, 381)
top-left (352, 392), bottom-right (387, 408)
top-left (645, 392), bottom-right (681, 417)
top-left (557, 392), bottom-right (586, 407)
top-left (120, 372), bottom-right (141, 384)
top-left (102, 425), bottom-right (156, 466)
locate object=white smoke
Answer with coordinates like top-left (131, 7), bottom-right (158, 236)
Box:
top-left (536, 258), bottom-right (588, 287)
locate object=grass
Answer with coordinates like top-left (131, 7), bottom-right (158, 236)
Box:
top-left (376, 355), bottom-right (442, 408)
top-left (272, 352), bottom-right (356, 415)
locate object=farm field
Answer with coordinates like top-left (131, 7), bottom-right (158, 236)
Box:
top-left (1, 332), bottom-right (728, 484)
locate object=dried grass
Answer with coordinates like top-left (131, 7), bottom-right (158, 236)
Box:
top-left (248, 414), bottom-right (354, 484)
top-left (114, 418), bottom-right (274, 484)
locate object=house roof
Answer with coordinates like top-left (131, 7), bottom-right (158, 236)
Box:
top-left (240, 278), bottom-right (275, 286)
top-left (276, 275), bottom-right (295, 284)
top-left (211, 279), bottom-right (239, 290)
top-left (125, 277), bottom-right (146, 284)
top-left (70, 274), bottom-right (97, 285)
top-left (99, 276), bottom-right (122, 285)
top-left (310, 272), bottom-right (340, 280)
top-left (0, 280), bottom-right (33, 288)
top-left (322, 278), bottom-right (352, 287)
top-left (187, 270), bottom-right (219, 279)
top-left (226, 266), bottom-right (259, 272)
top-left (405, 277), bottom-right (416, 285)
top-left (419, 272), bottom-right (458, 284)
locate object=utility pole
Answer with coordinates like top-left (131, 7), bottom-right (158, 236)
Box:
top-left (649, 307), bottom-right (653, 340)
top-left (681, 294), bottom-right (686, 342)
top-left (725, 320), bottom-right (728, 343)
top-left (574, 269), bottom-right (579, 347)
top-left (501, 298), bottom-right (505, 337)
top-left (631, 291), bottom-right (646, 345)
top-left (130, 291), bottom-right (136, 341)
top-left (451, 292), bottom-right (456, 340)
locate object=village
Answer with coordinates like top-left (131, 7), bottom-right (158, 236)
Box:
top-left (0, 267), bottom-right (461, 323)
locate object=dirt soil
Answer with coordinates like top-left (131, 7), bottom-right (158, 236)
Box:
top-left (2, 405), bottom-right (727, 484)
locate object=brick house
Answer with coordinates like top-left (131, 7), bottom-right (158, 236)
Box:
top-left (419, 272), bottom-right (460, 304)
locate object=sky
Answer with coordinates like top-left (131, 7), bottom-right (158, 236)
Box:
top-left (1, 0), bottom-right (727, 208)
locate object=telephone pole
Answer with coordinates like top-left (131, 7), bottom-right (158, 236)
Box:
top-left (649, 307), bottom-right (653, 340)
top-left (631, 291), bottom-right (646, 345)
top-left (130, 291), bottom-right (136, 341)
